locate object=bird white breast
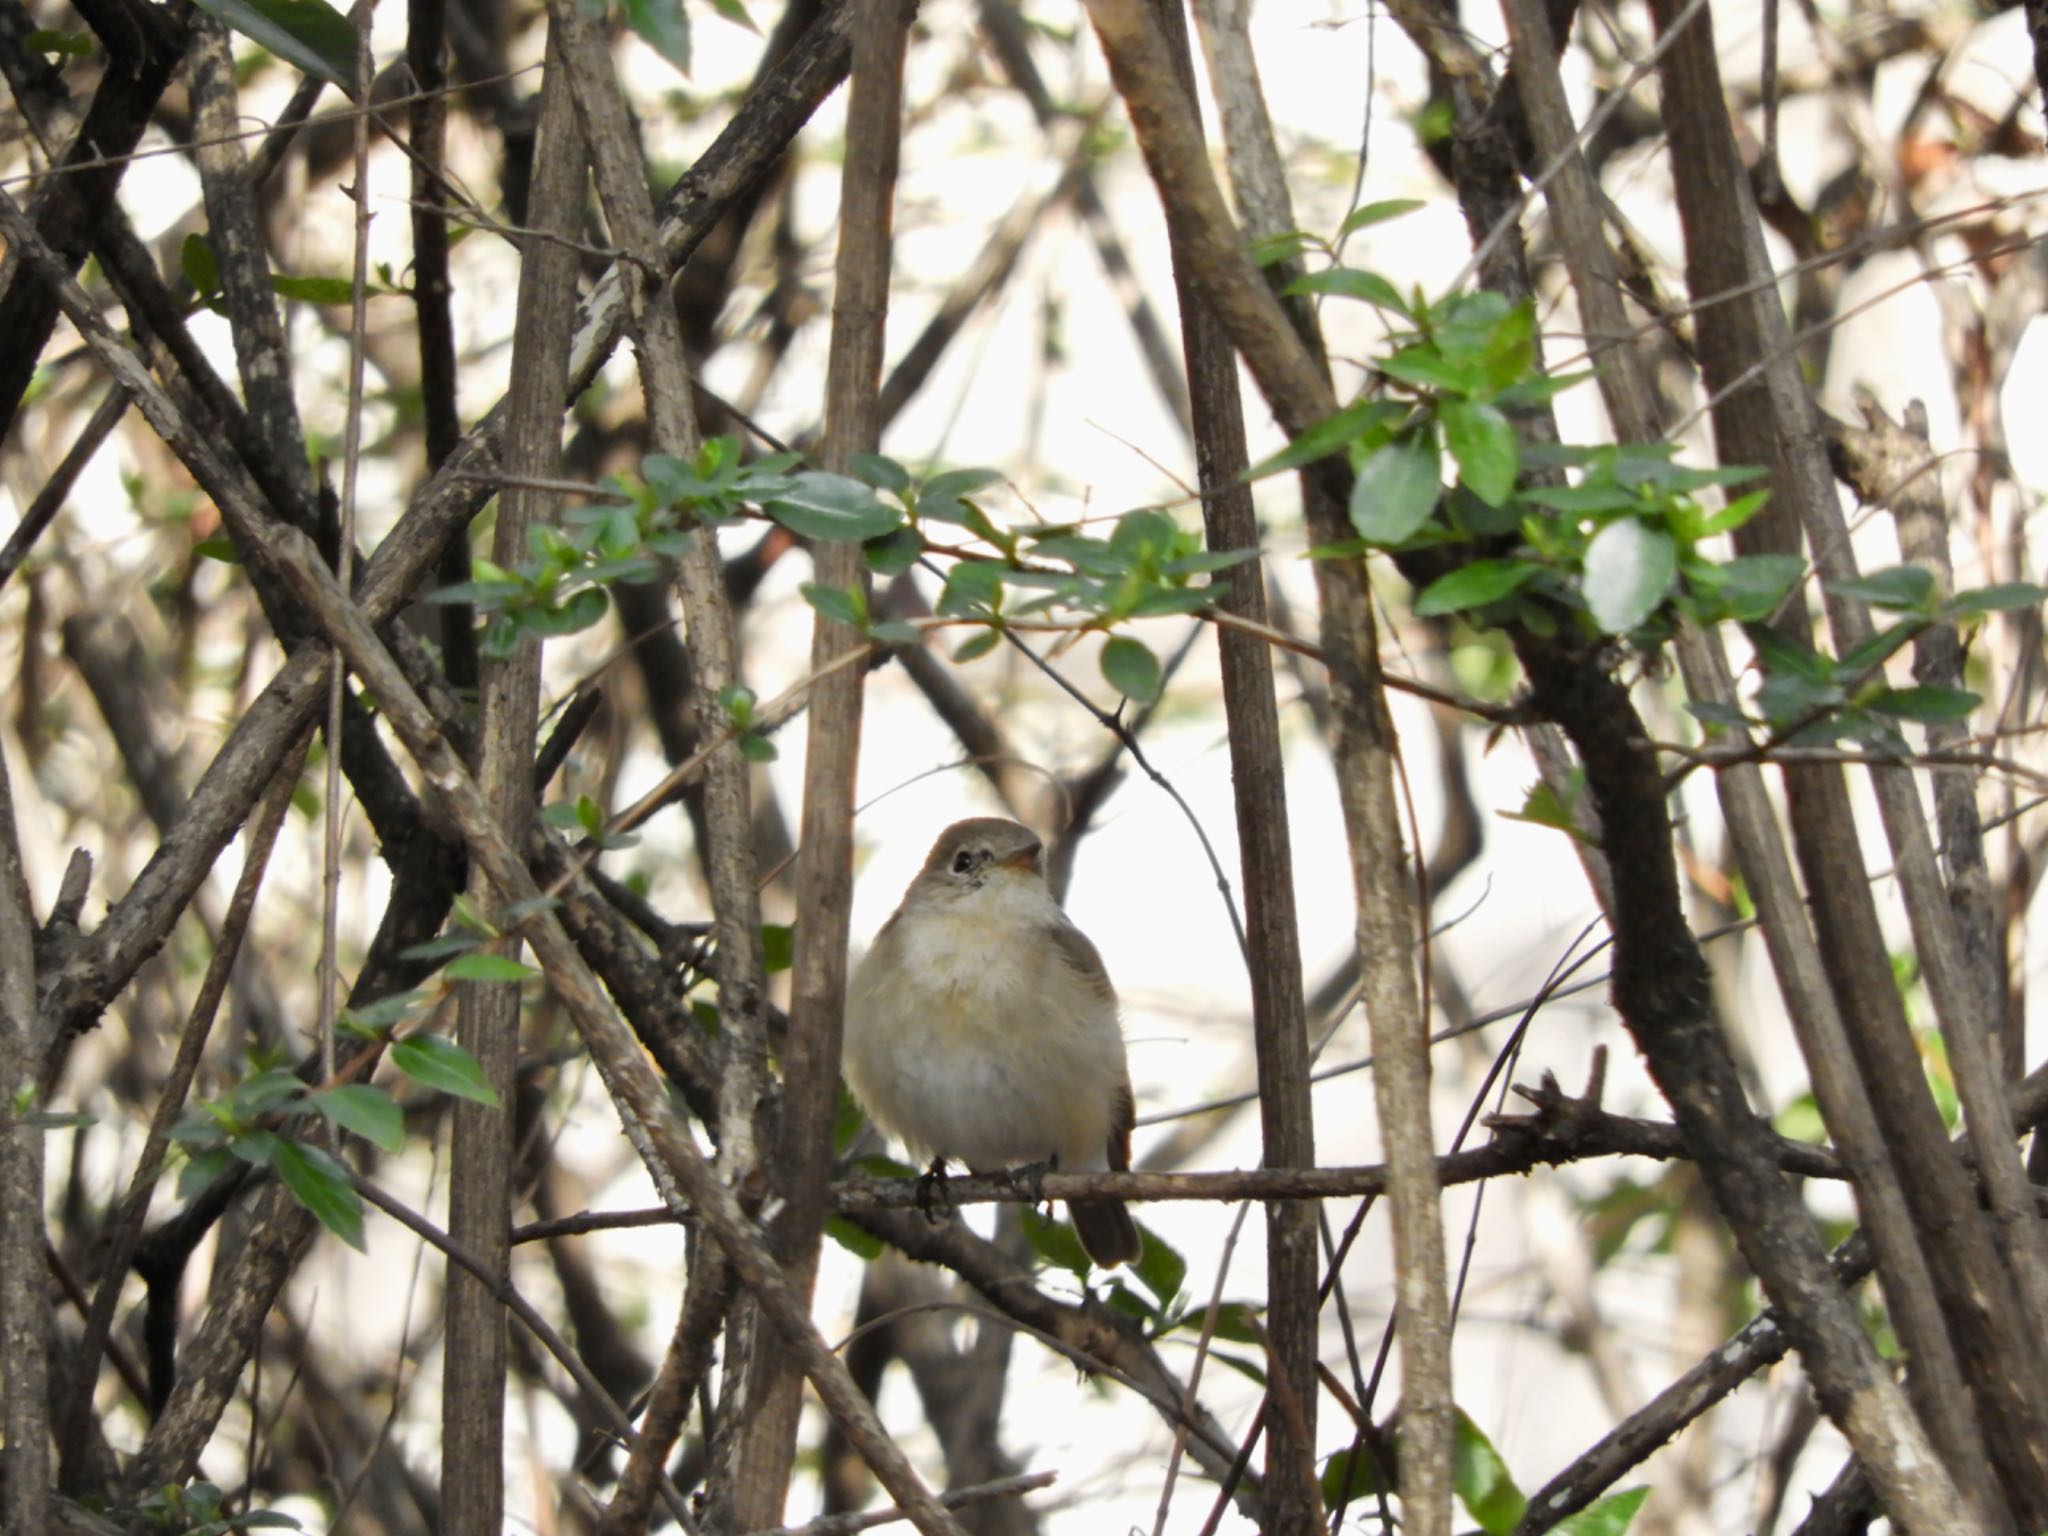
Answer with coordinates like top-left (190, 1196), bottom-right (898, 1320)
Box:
top-left (844, 882), bottom-right (1125, 1175)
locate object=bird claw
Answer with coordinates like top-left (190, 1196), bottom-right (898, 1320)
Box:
top-left (915, 1158), bottom-right (953, 1225)
top-left (1002, 1156), bottom-right (1056, 1221)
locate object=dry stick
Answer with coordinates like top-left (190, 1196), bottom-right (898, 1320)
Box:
top-left (443, 21), bottom-right (586, 1536)
top-left (1079, 5), bottom-right (1451, 1533)
top-left (1833, 403), bottom-right (2008, 1069)
top-left (543, 4), bottom-right (782, 1524)
top-left (32, 0), bottom-right (851, 1059)
top-left (1646, 0), bottom-right (2048, 1518)
top-left (0, 700), bottom-right (50, 1536)
top-left (1065, 5), bottom-right (1977, 1533)
top-left (54, 741), bottom-right (308, 1489)
top-left (213, 480), bottom-right (964, 1535)
top-left (350, 1179), bottom-right (696, 1532)
top-left (1138, 3), bottom-right (1320, 1529)
top-left (0, 386), bottom-right (126, 591)
top-left (1495, 0), bottom-right (1994, 1523)
top-left (730, 2), bottom-right (912, 1527)
top-left (742, 1472), bottom-right (1058, 1536)
top-left (600, 1257), bottom-right (739, 1535)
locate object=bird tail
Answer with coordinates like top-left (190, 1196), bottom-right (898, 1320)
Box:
top-left (1072, 1197), bottom-right (1142, 1268)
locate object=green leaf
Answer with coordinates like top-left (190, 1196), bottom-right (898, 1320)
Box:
top-left (520, 586), bottom-right (610, 640)
top-left (801, 581), bottom-right (865, 629)
top-left (193, 535), bottom-right (240, 564)
top-left (848, 452), bottom-right (910, 492)
top-left (270, 273), bottom-right (357, 305)
top-left (1862, 685), bottom-right (1980, 722)
top-left (233, 1068), bottom-right (308, 1118)
top-left (312, 1084), bottom-right (404, 1154)
top-left (178, 1146), bottom-right (235, 1199)
top-left (864, 527), bottom-right (923, 577)
top-left (1554, 1486), bottom-right (1650, 1535)
top-left (1019, 1206), bottom-right (1091, 1277)
top-left (938, 561), bottom-right (1005, 617)
top-left (444, 951), bottom-right (538, 984)
top-left (1320, 1443), bottom-right (1391, 1506)
top-left (766, 472), bottom-right (903, 542)
top-left (1284, 266), bottom-right (1407, 313)
top-left (1414, 558), bottom-right (1540, 617)
top-left (824, 1215), bottom-right (883, 1259)
top-left (1440, 399), bottom-right (1517, 506)
top-left (1501, 777), bottom-right (1594, 845)
top-left (1129, 1223), bottom-right (1186, 1310)
top-left (1825, 564), bottom-right (1936, 612)
top-left (1177, 1301), bottom-right (1265, 1343)
top-left (1349, 433), bottom-right (1442, 544)
top-left (1692, 553), bottom-right (1804, 623)
top-left (272, 1137), bottom-right (366, 1250)
top-left (739, 733), bottom-right (778, 762)
top-left (24, 29), bottom-right (94, 57)
top-left (1744, 622), bottom-right (1831, 682)
top-left (1454, 1408), bottom-right (1527, 1534)
top-left (1582, 519), bottom-right (1677, 634)
top-left (191, 0), bottom-right (357, 94)
top-left (181, 233), bottom-right (220, 297)
top-left (952, 629), bottom-right (1000, 663)
top-left (1245, 396), bottom-right (1401, 481)
top-left (915, 467), bottom-right (1004, 524)
top-left (621, 0), bottom-right (690, 73)
top-left (392, 1035), bottom-right (502, 1107)
top-left (339, 991), bottom-right (423, 1033)
top-left (1101, 635), bottom-right (1162, 704)
top-left (1250, 229), bottom-right (1319, 267)
top-left (761, 923), bottom-right (794, 974)
top-left (1338, 198), bottom-right (1425, 235)
top-left (1944, 581), bottom-right (2048, 616)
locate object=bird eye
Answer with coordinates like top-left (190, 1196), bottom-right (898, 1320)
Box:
top-left (951, 849), bottom-right (976, 874)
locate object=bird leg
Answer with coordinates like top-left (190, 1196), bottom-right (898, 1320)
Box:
top-left (1001, 1155), bottom-right (1056, 1222)
top-left (915, 1157), bottom-right (954, 1225)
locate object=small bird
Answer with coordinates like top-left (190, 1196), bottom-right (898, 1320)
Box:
top-left (844, 817), bottom-right (1142, 1267)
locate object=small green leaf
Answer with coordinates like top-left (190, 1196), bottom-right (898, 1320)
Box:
top-left (952, 629), bottom-right (1000, 663)
top-left (915, 467), bottom-right (1004, 524)
top-left (1019, 1206), bottom-right (1091, 1277)
top-left (1825, 564), bottom-right (1936, 612)
top-left (1944, 581), bottom-right (2048, 616)
top-left (1582, 519), bottom-right (1677, 634)
top-left (1350, 432), bottom-right (1442, 545)
top-left (1693, 552), bottom-right (1804, 623)
top-left (339, 991), bottom-right (423, 1033)
top-left (233, 1068), bottom-right (308, 1117)
top-left (1245, 396), bottom-right (1401, 481)
top-left (762, 923), bottom-right (794, 974)
top-left (1284, 265), bottom-right (1407, 313)
top-left (1177, 1301), bottom-right (1265, 1343)
top-left (864, 527), bottom-right (923, 577)
top-left (311, 1084), bottom-right (404, 1154)
top-left (1862, 685), bottom-right (1980, 722)
top-left (1338, 198), bottom-right (1425, 235)
top-left (178, 1146), bottom-right (235, 1199)
top-left (1440, 399), bottom-right (1517, 506)
top-left (766, 472), bottom-right (903, 542)
top-left (1554, 1486), bottom-right (1650, 1535)
top-left (272, 1137), bottom-right (366, 1251)
top-left (1129, 1223), bottom-right (1186, 1309)
top-left (1414, 558), bottom-right (1540, 617)
top-left (270, 273), bottom-right (358, 305)
top-left (24, 28), bottom-right (94, 56)
top-left (1500, 777), bottom-right (1595, 845)
top-left (847, 452), bottom-right (910, 492)
top-left (392, 1035), bottom-right (502, 1107)
top-left (191, 0), bottom-right (358, 94)
top-left (1101, 635), bottom-right (1162, 704)
top-left (1454, 1408), bottom-right (1527, 1534)
top-left (1320, 1443), bottom-right (1391, 1506)
top-left (621, 0), bottom-right (690, 73)
top-left (443, 952), bottom-right (538, 984)
top-left (193, 535), bottom-right (240, 563)
top-left (739, 733), bottom-right (778, 762)
top-left (1250, 229), bottom-right (1318, 267)
top-left (824, 1215), bottom-right (883, 1259)
top-left (801, 581), bottom-right (865, 629)
top-left (181, 234), bottom-right (221, 297)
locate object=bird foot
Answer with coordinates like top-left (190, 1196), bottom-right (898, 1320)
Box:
top-left (1001, 1156), bottom-right (1056, 1221)
top-left (915, 1158), bottom-right (954, 1225)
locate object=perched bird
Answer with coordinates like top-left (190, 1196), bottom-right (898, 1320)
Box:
top-left (844, 817), bottom-right (1142, 1267)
